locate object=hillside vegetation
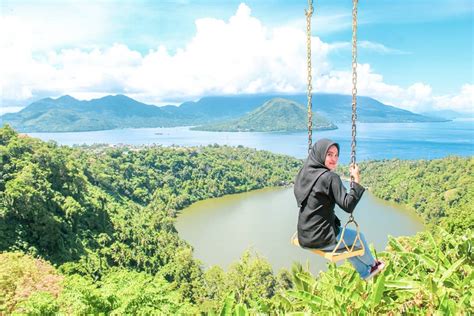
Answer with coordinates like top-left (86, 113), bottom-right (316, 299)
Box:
top-left (359, 158), bottom-right (473, 234)
top-left (0, 95), bottom-right (195, 132)
top-left (0, 125), bottom-right (471, 314)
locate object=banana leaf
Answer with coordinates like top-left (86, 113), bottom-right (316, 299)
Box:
top-left (233, 303), bottom-right (248, 316)
top-left (384, 279), bottom-right (421, 291)
top-left (439, 257), bottom-right (465, 284)
top-left (370, 273), bottom-right (386, 307)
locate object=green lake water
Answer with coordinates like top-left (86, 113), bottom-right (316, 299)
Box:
top-left (175, 186), bottom-right (424, 274)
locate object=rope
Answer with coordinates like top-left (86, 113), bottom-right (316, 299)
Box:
top-left (350, 0), bottom-right (358, 189)
top-left (305, 0), bottom-right (313, 153)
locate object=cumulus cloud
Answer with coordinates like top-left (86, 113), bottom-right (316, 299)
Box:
top-left (1, 2), bottom-right (472, 114)
top-left (433, 84), bottom-right (474, 113)
top-left (316, 64), bottom-right (472, 114)
top-left (1, 2), bottom-right (111, 51)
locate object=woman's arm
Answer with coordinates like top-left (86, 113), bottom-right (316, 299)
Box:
top-left (330, 172), bottom-right (365, 213)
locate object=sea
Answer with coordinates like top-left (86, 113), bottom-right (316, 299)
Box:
top-left (27, 120), bottom-right (473, 162)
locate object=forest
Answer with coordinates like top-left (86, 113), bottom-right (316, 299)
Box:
top-left (0, 125), bottom-right (472, 314)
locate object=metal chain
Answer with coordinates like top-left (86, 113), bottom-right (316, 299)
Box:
top-left (350, 0), bottom-right (358, 188)
top-left (305, 0), bottom-right (313, 153)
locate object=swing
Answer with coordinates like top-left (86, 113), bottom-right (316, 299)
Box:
top-left (291, 0), bottom-right (364, 263)
top-left (291, 214), bottom-right (365, 263)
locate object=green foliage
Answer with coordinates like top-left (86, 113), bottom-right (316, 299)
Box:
top-left (56, 274), bottom-right (111, 314)
top-left (200, 265), bottom-right (228, 312)
top-left (275, 229), bottom-right (472, 314)
top-left (1, 253), bottom-right (194, 314)
top-left (202, 251), bottom-right (279, 314)
top-left (158, 247), bottom-right (205, 304)
top-left (226, 250), bottom-right (276, 310)
top-left (0, 127), bottom-right (110, 264)
top-left (354, 157), bottom-right (474, 235)
top-left (0, 252), bottom-right (63, 313)
top-left (0, 125), bottom-right (301, 313)
top-left (88, 269), bottom-right (191, 315)
top-left (13, 291), bottom-right (59, 315)
top-left (0, 126), bottom-right (300, 274)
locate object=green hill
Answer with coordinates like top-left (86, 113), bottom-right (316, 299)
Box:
top-left (0, 95), bottom-right (194, 132)
top-left (0, 125), bottom-right (300, 267)
top-left (192, 97), bottom-right (337, 132)
top-left (179, 93), bottom-right (449, 124)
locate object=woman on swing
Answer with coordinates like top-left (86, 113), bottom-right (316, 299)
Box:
top-left (294, 138), bottom-right (385, 280)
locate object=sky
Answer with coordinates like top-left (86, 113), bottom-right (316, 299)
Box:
top-left (1, 0), bottom-right (473, 114)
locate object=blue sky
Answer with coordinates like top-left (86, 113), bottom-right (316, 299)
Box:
top-left (1, 0), bottom-right (472, 114)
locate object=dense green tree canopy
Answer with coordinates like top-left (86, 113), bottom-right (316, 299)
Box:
top-left (338, 157), bottom-right (474, 234)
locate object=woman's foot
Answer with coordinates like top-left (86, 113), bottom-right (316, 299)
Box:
top-left (364, 260), bottom-right (385, 281)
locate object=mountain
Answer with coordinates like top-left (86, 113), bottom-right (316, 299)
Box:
top-left (180, 94), bottom-right (450, 124)
top-left (0, 95), bottom-right (194, 132)
top-left (192, 98), bottom-right (337, 132)
top-left (0, 93), bottom-right (447, 133)
top-left (178, 95), bottom-right (271, 120)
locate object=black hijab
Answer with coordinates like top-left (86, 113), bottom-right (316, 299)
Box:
top-left (294, 138), bottom-right (340, 207)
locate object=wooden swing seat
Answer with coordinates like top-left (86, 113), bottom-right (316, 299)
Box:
top-left (291, 230), bottom-right (365, 263)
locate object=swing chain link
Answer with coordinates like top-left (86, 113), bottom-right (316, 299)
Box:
top-left (305, 0), bottom-right (313, 153)
top-left (348, 213), bottom-right (355, 223)
top-left (350, 0), bottom-right (358, 188)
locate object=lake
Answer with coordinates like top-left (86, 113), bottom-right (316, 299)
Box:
top-left (175, 186), bottom-right (424, 274)
top-left (28, 120), bottom-right (474, 163)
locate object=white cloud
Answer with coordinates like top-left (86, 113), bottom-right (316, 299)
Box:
top-left (377, 81), bottom-right (473, 114)
top-left (358, 41), bottom-right (410, 55)
top-left (315, 64), bottom-right (473, 114)
top-left (433, 84), bottom-right (474, 113)
top-left (325, 40), bottom-right (410, 55)
top-left (0, 3), bottom-right (344, 104)
top-left (1, 2), bottom-right (111, 51)
top-left (1, 2), bottom-right (472, 114)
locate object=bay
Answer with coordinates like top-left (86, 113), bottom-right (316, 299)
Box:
top-left (28, 120), bottom-right (473, 162)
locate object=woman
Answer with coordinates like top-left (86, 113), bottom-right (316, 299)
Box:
top-left (294, 138), bottom-right (384, 280)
